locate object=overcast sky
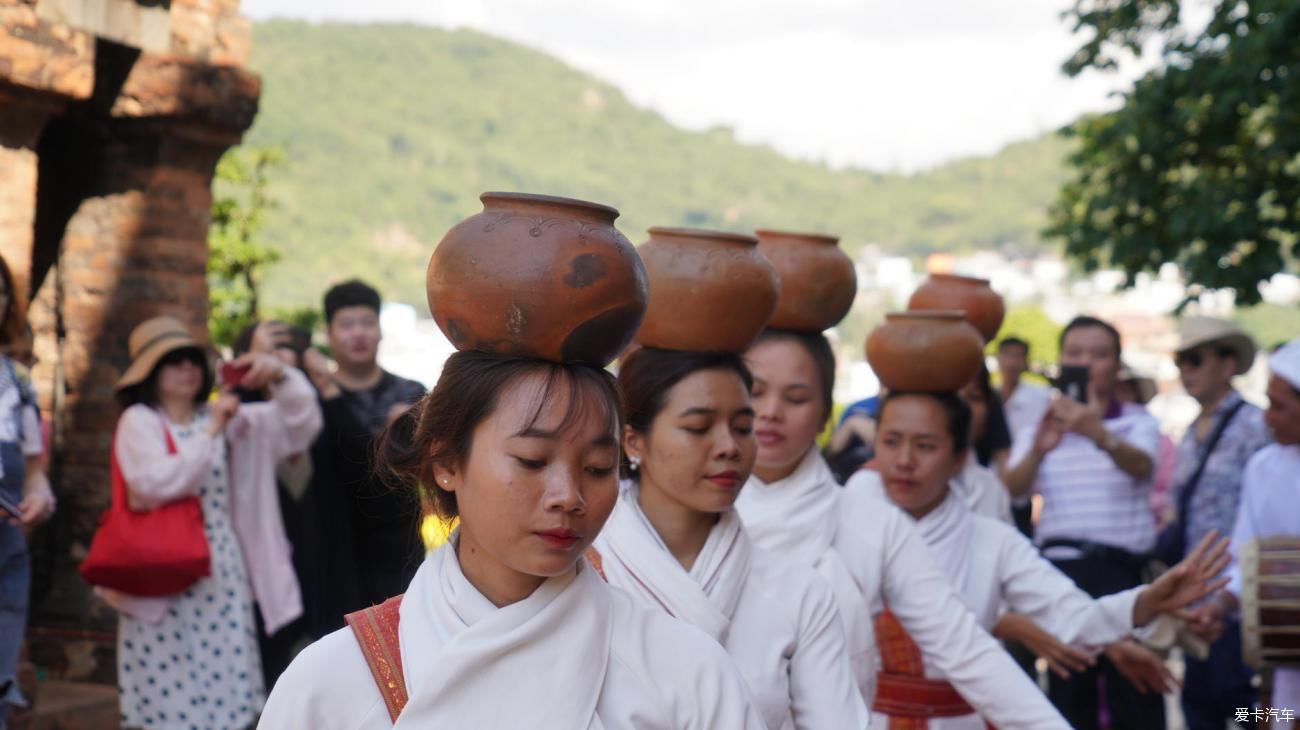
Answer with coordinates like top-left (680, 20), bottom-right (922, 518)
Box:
top-left (240, 0), bottom-right (1150, 172)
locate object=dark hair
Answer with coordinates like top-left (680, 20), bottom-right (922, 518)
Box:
top-left (751, 328), bottom-right (836, 424)
top-left (969, 363), bottom-right (1012, 466)
top-left (618, 347), bottom-right (754, 477)
top-left (232, 320), bottom-right (313, 359)
top-left (878, 390), bottom-right (971, 455)
top-left (0, 254), bottom-right (27, 347)
top-left (117, 347), bottom-right (215, 408)
top-left (998, 337), bottom-right (1029, 354)
top-left (378, 350), bottom-right (623, 520)
top-left (324, 279), bottom-right (381, 324)
top-left (1059, 315), bottom-right (1122, 362)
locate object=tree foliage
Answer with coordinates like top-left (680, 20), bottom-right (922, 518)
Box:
top-left (1049, 0), bottom-right (1300, 306)
top-left (208, 146), bottom-right (284, 347)
top-left (991, 304), bottom-right (1062, 373)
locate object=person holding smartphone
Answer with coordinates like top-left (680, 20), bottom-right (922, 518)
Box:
top-left (0, 255), bottom-right (54, 727)
top-left (1003, 315), bottom-right (1165, 730)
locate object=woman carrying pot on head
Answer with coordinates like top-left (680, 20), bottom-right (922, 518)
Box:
top-left (847, 341), bottom-right (1232, 727)
top-left (591, 228), bottom-right (868, 730)
top-left (0, 256), bottom-right (55, 725)
top-left (260, 194), bottom-right (763, 729)
top-left (734, 241), bottom-right (1068, 728)
top-left (103, 315), bottom-right (322, 729)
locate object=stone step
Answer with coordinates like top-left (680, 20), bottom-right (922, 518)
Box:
top-left (12, 680), bottom-right (119, 730)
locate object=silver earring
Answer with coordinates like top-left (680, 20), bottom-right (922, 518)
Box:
top-left (629, 455), bottom-right (641, 471)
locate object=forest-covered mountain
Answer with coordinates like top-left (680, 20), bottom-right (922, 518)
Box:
top-left (243, 20), bottom-right (1070, 309)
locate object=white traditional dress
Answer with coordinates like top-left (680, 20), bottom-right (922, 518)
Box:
top-left (260, 538), bottom-right (766, 729)
top-left (848, 471), bottom-right (1159, 729)
top-left (736, 449), bottom-right (1068, 729)
top-left (593, 485), bottom-right (869, 729)
top-left (946, 459), bottom-right (1012, 524)
top-left (1227, 443), bottom-right (1300, 721)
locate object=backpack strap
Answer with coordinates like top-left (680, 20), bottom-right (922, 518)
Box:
top-left (346, 595), bottom-right (408, 723)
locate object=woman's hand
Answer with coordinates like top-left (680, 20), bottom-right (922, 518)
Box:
top-left (12, 484), bottom-right (54, 528)
top-left (1133, 530), bottom-right (1232, 626)
top-left (249, 321), bottom-right (291, 356)
top-left (230, 352), bottom-right (286, 392)
top-left (301, 348), bottom-right (341, 400)
top-left (992, 613), bottom-right (1095, 679)
top-left (208, 390), bottom-right (241, 436)
top-left (1104, 639), bottom-right (1178, 694)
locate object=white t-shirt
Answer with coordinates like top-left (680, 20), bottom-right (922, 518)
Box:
top-left (1003, 382), bottom-right (1052, 441)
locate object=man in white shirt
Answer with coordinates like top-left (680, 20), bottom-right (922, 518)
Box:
top-left (997, 336), bottom-right (1051, 539)
top-left (1004, 316), bottom-right (1163, 730)
top-left (998, 337), bottom-right (1053, 438)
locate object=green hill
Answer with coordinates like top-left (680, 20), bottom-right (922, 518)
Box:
top-left (243, 20), bottom-right (1070, 310)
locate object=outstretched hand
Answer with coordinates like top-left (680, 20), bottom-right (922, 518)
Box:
top-left (1134, 530), bottom-right (1232, 626)
top-left (1105, 639), bottom-right (1178, 694)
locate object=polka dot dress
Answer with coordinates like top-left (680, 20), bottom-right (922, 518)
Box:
top-left (118, 413), bottom-right (265, 729)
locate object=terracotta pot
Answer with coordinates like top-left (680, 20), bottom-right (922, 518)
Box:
top-left (754, 229), bottom-right (857, 332)
top-left (865, 311), bottom-right (984, 392)
top-left (635, 227), bottom-right (779, 353)
top-left (907, 273), bottom-right (1005, 342)
top-left (426, 192), bottom-right (648, 365)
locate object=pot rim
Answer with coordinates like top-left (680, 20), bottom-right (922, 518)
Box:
top-left (753, 229), bottom-right (840, 246)
top-left (887, 309), bottom-right (969, 321)
top-left (646, 226), bottom-right (759, 246)
top-left (480, 191), bottom-right (620, 219)
top-left (925, 272), bottom-right (991, 286)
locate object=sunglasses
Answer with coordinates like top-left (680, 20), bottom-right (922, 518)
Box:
top-left (1176, 347), bottom-right (1231, 369)
top-left (159, 348), bottom-right (206, 368)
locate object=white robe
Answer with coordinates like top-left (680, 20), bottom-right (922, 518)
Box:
top-left (736, 449), bottom-right (1069, 730)
top-left (848, 479), bottom-right (1147, 729)
top-left (1227, 443), bottom-right (1300, 721)
top-left (949, 458), bottom-right (1013, 524)
top-left (260, 540), bottom-right (765, 729)
top-left (594, 486), bottom-right (869, 730)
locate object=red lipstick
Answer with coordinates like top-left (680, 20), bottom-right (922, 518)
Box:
top-left (706, 470), bottom-right (742, 488)
top-left (536, 529), bottom-right (581, 549)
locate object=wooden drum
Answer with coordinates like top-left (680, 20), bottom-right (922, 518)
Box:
top-left (1241, 537), bottom-right (1300, 668)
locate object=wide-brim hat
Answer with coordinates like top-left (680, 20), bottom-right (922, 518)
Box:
top-left (115, 316), bottom-right (208, 392)
top-left (1118, 364), bottom-right (1157, 405)
top-left (1176, 316), bottom-right (1256, 375)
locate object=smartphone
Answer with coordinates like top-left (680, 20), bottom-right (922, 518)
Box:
top-left (0, 491), bottom-right (21, 521)
top-left (220, 361), bottom-right (252, 389)
top-left (1056, 365), bottom-right (1090, 404)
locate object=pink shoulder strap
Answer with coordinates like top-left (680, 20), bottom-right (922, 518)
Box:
top-left (345, 595), bottom-right (408, 723)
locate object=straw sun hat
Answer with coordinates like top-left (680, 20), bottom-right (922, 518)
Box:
top-left (114, 316), bottom-right (209, 392)
top-left (1175, 316), bottom-right (1256, 376)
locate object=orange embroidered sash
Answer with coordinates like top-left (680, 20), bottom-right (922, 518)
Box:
top-left (873, 610), bottom-right (994, 730)
top-left (585, 546), bottom-right (607, 581)
top-left (346, 596), bottom-right (409, 723)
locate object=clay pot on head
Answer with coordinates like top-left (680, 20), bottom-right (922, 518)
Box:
top-left (754, 229), bottom-right (857, 333)
top-left (865, 311), bottom-right (984, 392)
top-left (635, 227), bottom-right (780, 353)
top-left (426, 192), bottom-right (648, 365)
top-left (907, 273), bottom-right (1005, 342)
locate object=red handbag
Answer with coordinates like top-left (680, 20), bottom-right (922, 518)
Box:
top-left (79, 417), bottom-right (211, 596)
